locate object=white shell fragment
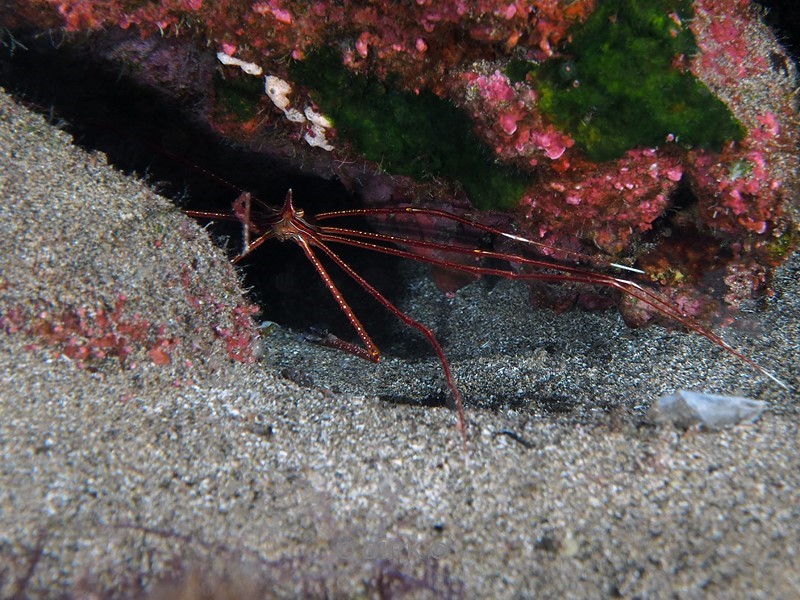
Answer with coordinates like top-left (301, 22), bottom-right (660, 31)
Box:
top-left (652, 390), bottom-right (768, 430)
top-left (216, 51), bottom-right (263, 76)
top-left (304, 107), bottom-right (333, 129)
top-left (264, 75), bottom-right (294, 111)
top-left (264, 76), bottom-right (335, 150)
top-left (219, 60), bottom-right (337, 151)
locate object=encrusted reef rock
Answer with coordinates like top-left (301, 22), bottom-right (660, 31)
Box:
top-left (6, 0), bottom-right (799, 322)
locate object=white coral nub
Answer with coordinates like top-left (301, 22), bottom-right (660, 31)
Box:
top-left (302, 107), bottom-right (334, 151)
top-left (216, 64), bottom-right (335, 152)
top-left (264, 75), bottom-right (292, 110)
top-left (304, 107), bottom-right (333, 129)
top-left (264, 76), bottom-right (305, 123)
top-left (216, 51), bottom-right (263, 76)
top-left (264, 76), bottom-right (335, 151)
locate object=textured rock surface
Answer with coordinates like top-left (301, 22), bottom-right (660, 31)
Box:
top-left (4, 0), bottom-right (799, 324)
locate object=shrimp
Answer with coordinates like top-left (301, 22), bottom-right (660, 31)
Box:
top-left (187, 189), bottom-right (788, 449)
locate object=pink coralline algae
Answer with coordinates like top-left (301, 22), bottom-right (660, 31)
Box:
top-left (179, 267), bottom-right (261, 363)
top-left (519, 148), bottom-right (684, 255)
top-left (689, 112), bottom-right (787, 237)
top-left (8, 0), bottom-right (799, 321)
top-left (16, 0), bottom-right (592, 86)
top-left (0, 296), bottom-right (179, 368)
top-left (457, 68), bottom-right (575, 165)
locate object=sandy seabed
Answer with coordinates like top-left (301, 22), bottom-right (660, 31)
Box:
top-left (1, 87), bottom-right (799, 598)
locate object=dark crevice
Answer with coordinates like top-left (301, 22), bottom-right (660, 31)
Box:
top-left (0, 30), bottom-right (428, 357)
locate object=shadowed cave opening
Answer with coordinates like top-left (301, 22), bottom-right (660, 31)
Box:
top-left (0, 31), bottom-right (448, 379)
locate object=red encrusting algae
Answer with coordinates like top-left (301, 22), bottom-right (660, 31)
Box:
top-left (6, 0), bottom-right (799, 324)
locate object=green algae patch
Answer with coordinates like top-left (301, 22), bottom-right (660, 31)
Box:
top-left (514, 0), bottom-right (745, 161)
top-left (764, 226), bottom-right (800, 262)
top-left (213, 71), bottom-right (262, 122)
top-left (290, 50), bottom-right (526, 210)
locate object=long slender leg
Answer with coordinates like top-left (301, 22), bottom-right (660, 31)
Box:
top-left (184, 209), bottom-right (240, 221)
top-left (294, 236), bottom-right (468, 447)
top-left (316, 230), bottom-right (787, 390)
top-left (189, 201), bottom-right (470, 445)
top-left (314, 206), bottom-right (637, 271)
top-left (292, 237), bottom-right (381, 363)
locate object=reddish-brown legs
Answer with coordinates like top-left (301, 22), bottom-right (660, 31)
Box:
top-left (313, 205), bottom-right (788, 390)
top-left (187, 190), bottom-right (788, 448)
top-left (186, 191), bottom-right (469, 447)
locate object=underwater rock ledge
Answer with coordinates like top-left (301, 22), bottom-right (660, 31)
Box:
top-left (5, 0), bottom-right (799, 323)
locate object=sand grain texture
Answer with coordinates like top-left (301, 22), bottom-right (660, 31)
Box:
top-left (1, 88), bottom-right (799, 598)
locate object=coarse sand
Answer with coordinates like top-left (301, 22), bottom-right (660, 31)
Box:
top-left (1, 86), bottom-right (799, 598)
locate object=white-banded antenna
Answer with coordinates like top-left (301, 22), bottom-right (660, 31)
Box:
top-left (497, 231), bottom-right (646, 274)
top-left (610, 262), bottom-right (646, 274)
